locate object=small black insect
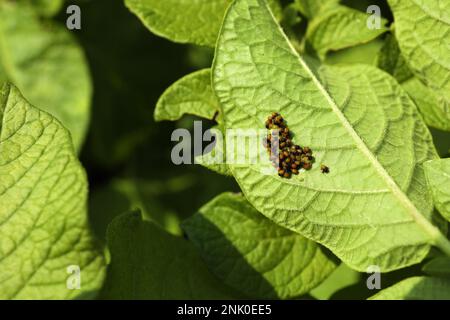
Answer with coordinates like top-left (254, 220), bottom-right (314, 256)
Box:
top-left (320, 164), bottom-right (330, 174)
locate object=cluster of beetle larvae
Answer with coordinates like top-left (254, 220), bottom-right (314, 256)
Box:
top-left (263, 112), bottom-right (315, 178)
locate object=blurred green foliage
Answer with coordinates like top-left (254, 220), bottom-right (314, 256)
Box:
top-left (55, 0), bottom-right (239, 240)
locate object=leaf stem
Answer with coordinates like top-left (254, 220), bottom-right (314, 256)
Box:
top-left (433, 231), bottom-right (450, 257)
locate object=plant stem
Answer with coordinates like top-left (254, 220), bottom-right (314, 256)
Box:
top-left (434, 231), bottom-right (450, 257)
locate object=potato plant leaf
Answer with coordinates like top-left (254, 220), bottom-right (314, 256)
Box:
top-left (388, 0), bottom-right (450, 105)
top-left (125, 0), bottom-right (282, 47)
top-left (377, 34), bottom-right (413, 83)
top-left (422, 257), bottom-right (450, 278)
top-left (0, 2), bottom-right (92, 150)
top-left (155, 69), bottom-right (219, 122)
top-left (294, 0), bottom-right (339, 18)
top-left (195, 125), bottom-right (232, 176)
top-left (402, 78), bottom-right (450, 132)
top-left (310, 263), bottom-right (360, 300)
top-left (0, 84), bottom-right (105, 299)
top-left (154, 69), bottom-right (230, 175)
top-left (377, 34), bottom-right (450, 132)
top-left (424, 159), bottom-right (450, 222)
top-left (325, 38), bottom-right (384, 66)
top-left (213, 0), bottom-right (450, 272)
top-left (369, 276), bottom-right (450, 300)
top-left (125, 0), bottom-right (234, 47)
top-left (306, 4), bottom-right (388, 59)
top-left (183, 192), bottom-right (337, 299)
top-left (100, 211), bottom-right (237, 299)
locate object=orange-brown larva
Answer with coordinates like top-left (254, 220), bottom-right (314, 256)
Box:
top-left (263, 113), bottom-right (314, 178)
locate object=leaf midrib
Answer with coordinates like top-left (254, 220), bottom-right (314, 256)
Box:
top-left (262, 0), bottom-right (450, 253)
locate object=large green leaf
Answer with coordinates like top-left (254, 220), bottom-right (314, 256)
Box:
top-left (424, 159), bottom-right (450, 222)
top-left (0, 2), bottom-right (92, 150)
top-left (155, 69), bottom-right (219, 122)
top-left (100, 211), bottom-right (237, 299)
top-left (124, 0), bottom-right (233, 47)
top-left (306, 4), bottom-right (387, 59)
top-left (377, 34), bottom-right (450, 132)
top-left (125, 0), bottom-right (281, 47)
top-left (0, 84), bottom-right (105, 299)
top-left (369, 276), bottom-right (450, 300)
top-left (212, 0), bottom-right (450, 272)
top-left (388, 0), bottom-right (450, 106)
top-left (183, 192), bottom-right (337, 299)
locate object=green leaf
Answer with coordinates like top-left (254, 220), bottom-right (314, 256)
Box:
top-left (388, 0), bottom-right (450, 105)
top-left (376, 34), bottom-right (413, 83)
top-left (155, 69), bottom-right (218, 122)
top-left (422, 257), bottom-right (450, 278)
top-left (306, 4), bottom-right (388, 59)
top-left (100, 211), bottom-right (237, 299)
top-left (195, 125), bottom-right (232, 176)
top-left (310, 263), bottom-right (360, 300)
top-left (294, 0), bottom-right (339, 18)
top-left (0, 84), bottom-right (105, 299)
top-left (424, 159), bottom-right (450, 222)
top-left (21, 0), bottom-right (64, 16)
top-left (266, 0), bottom-right (283, 21)
top-left (0, 2), bottom-right (92, 150)
top-left (183, 192), bottom-right (337, 299)
top-left (377, 34), bottom-right (450, 132)
top-left (402, 78), bottom-right (450, 132)
top-left (125, 0), bottom-right (282, 47)
top-left (124, 0), bottom-right (232, 47)
top-left (369, 276), bottom-right (450, 300)
top-left (154, 69), bottom-right (230, 175)
top-left (325, 38), bottom-right (384, 65)
top-left (213, 0), bottom-right (450, 271)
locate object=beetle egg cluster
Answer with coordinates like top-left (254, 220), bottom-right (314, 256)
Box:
top-left (263, 112), bottom-right (314, 178)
